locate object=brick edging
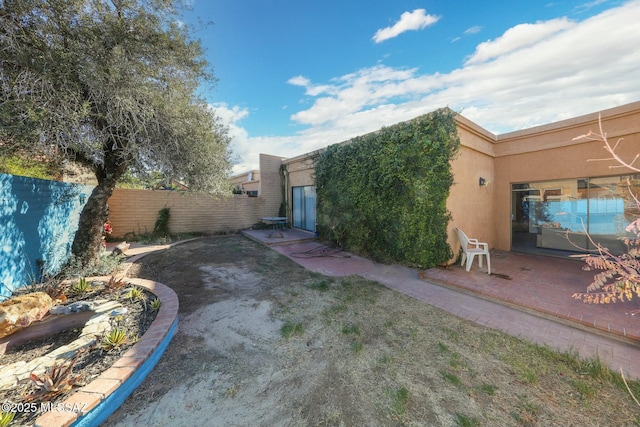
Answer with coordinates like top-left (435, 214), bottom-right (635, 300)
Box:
top-left (33, 240), bottom-right (185, 427)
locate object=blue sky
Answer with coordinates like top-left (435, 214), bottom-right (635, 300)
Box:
top-left (179, 0), bottom-right (640, 174)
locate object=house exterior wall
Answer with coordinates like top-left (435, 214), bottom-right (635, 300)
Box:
top-left (282, 153), bottom-right (317, 221)
top-left (490, 102), bottom-right (640, 251)
top-left (447, 120), bottom-right (496, 257)
top-left (242, 101), bottom-right (640, 264)
top-left (229, 170), bottom-right (260, 194)
top-left (258, 154), bottom-right (286, 217)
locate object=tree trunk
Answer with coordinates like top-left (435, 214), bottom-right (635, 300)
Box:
top-left (70, 140), bottom-right (127, 267)
top-left (70, 179), bottom-right (114, 265)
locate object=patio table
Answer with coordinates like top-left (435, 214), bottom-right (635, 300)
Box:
top-left (261, 216), bottom-right (288, 238)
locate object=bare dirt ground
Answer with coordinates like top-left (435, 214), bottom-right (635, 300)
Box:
top-left (104, 235), bottom-right (640, 427)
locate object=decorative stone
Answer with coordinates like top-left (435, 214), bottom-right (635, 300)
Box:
top-left (0, 300), bottom-right (120, 390)
top-left (50, 301), bottom-right (94, 315)
top-left (0, 292), bottom-right (53, 339)
top-left (112, 241), bottom-right (130, 256)
top-left (111, 307), bottom-right (128, 316)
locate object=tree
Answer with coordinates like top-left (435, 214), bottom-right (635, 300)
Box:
top-left (0, 0), bottom-right (232, 266)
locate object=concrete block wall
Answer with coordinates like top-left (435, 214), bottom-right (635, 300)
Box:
top-left (107, 188), bottom-right (265, 238)
top-left (258, 154), bottom-right (286, 218)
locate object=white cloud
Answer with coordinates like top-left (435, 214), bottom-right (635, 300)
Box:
top-left (224, 0), bottom-right (640, 173)
top-left (287, 75), bottom-right (310, 86)
top-left (372, 9), bottom-right (440, 43)
top-left (291, 0), bottom-right (640, 134)
top-left (464, 25), bottom-right (483, 35)
top-left (576, 0), bottom-right (608, 12)
top-left (464, 18), bottom-right (575, 65)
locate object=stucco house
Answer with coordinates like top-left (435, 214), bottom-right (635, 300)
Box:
top-left (230, 169), bottom-right (261, 196)
top-left (241, 101), bottom-right (640, 260)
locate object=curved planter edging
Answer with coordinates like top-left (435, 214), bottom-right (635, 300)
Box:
top-left (33, 279), bottom-right (179, 427)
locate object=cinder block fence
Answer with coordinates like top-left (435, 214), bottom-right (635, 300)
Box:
top-left (107, 188), bottom-right (269, 238)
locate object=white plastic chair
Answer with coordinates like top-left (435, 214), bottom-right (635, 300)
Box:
top-left (455, 228), bottom-right (491, 275)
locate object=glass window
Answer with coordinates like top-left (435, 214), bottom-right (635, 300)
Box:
top-left (292, 186), bottom-right (316, 232)
top-left (511, 175), bottom-right (639, 255)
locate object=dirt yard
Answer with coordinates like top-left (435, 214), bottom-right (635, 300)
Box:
top-left (104, 236), bottom-right (640, 427)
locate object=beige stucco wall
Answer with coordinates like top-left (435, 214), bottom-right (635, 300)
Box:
top-left (447, 120), bottom-right (496, 258)
top-left (490, 102), bottom-right (640, 251)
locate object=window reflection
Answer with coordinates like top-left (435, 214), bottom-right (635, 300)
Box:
top-left (511, 175), bottom-right (640, 255)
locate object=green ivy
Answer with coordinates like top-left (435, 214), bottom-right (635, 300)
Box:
top-left (314, 108), bottom-right (459, 268)
top-left (153, 207), bottom-right (171, 238)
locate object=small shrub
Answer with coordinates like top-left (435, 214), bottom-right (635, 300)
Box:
top-left (124, 286), bottom-right (143, 301)
top-left (153, 207), bottom-right (171, 238)
top-left (69, 277), bottom-right (91, 295)
top-left (104, 275), bottom-right (127, 294)
top-left (62, 254), bottom-right (124, 278)
top-left (102, 327), bottom-right (130, 350)
top-left (150, 298), bottom-right (162, 310)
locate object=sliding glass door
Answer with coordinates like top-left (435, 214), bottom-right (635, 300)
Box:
top-left (292, 186), bottom-right (316, 232)
top-left (511, 175), bottom-right (639, 255)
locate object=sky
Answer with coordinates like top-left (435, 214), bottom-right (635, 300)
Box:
top-left (178, 0), bottom-right (640, 175)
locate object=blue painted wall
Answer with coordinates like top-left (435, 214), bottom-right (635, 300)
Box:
top-left (0, 173), bottom-right (94, 299)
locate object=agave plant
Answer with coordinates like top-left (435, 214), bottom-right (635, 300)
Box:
top-left (69, 277), bottom-right (91, 295)
top-left (104, 275), bottom-right (127, 294)
top-left (150, 298), bottom-right (162, 310)
top-left (123, 286), bottom-right (143, 301)
top-left (102, 327), bottom-right (130, 350)
top-left (23, 355), bottom-right (83, 402)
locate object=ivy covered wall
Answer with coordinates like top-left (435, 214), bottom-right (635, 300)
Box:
top-left (314, 108), bottom-right (460, 268)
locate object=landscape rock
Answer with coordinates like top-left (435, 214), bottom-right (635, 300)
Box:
top-left (0, 292), bottom-right (53, 339)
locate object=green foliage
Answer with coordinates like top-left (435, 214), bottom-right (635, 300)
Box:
top-left (479, 383), bottom-right (496, 396)
top-left (0, 0), bottom-right (232, 265)
top-left (0, 155), bottom-right (58, 180)
top-left (341, 323), bottom-right (360, 335)
top-left (102, 327), bottom-right (130, 350)
top-left (440, 370), bottom-right (463, 386)
top-left (0, 411), bottom-right (15, 427)
top-left (69, 277), bottom-right (91, 295)
top-left (153, 207), bottom-right (171, 238)
top-left (454, 413), bottom-right (482, 427)
top-left (385, 386), bottom-right (409, 417)
top-left (314, 108), bottom-right (459, 267)
top-left (60, 253), bottom-right (124, 279)
top-left (280, 321), bottom-right (304, 339)
top-left (150, 298), bottom-right (162, 310)
top-left (124, 286), bottom-right (143, 301)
